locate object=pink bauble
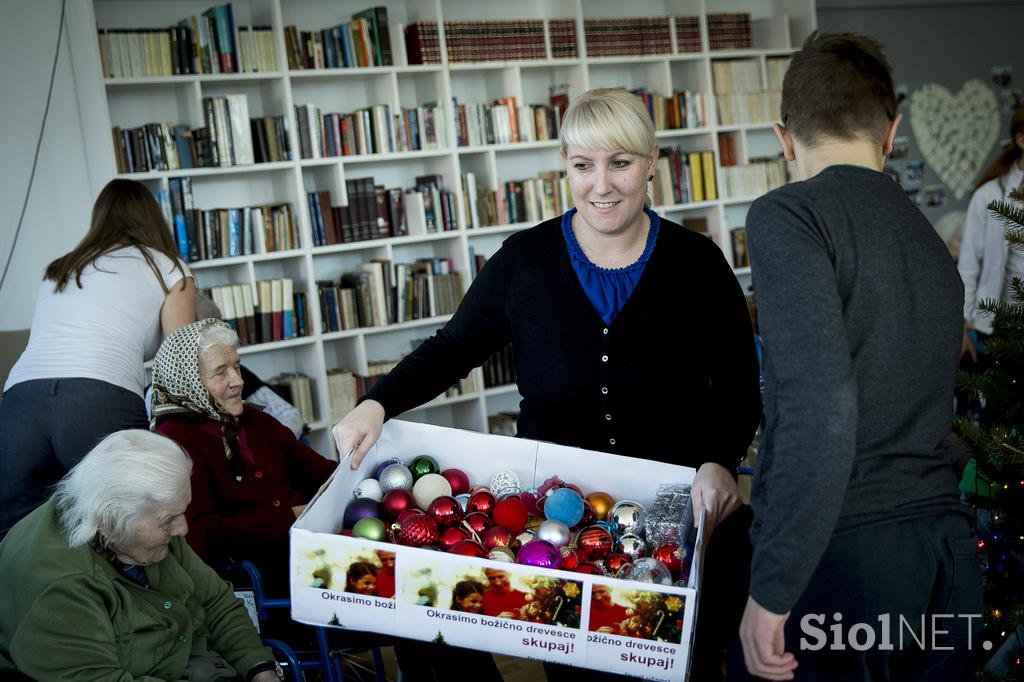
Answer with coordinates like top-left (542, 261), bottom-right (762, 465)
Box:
top-left (516, 539), bottom-right (561, 569)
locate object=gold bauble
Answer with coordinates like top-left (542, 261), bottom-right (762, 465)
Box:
top-left (587, 491), bottom-right (615, 520)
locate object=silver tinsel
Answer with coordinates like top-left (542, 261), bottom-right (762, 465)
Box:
top-left (644, 484), bottom-right (692, 547)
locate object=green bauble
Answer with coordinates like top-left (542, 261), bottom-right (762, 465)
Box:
top-left (352, 517), bottom-right (387, 542)
top-left (409, 455), bottom-right (440, 480)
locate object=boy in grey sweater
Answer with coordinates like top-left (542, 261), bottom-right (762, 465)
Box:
top-left (740, 32), bottom-right (981, 681)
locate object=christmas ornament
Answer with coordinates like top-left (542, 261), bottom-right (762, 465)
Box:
top-left (576, 525), bottom-right (615, 561)
top-left (381, 489), bottom-right (416, 520)
top-left (449, 539), bottom-right (487, 557)
top-left (342, 498), bottom-right (380, 528)
top-left (678, 543), bottom-right (695, 585)
top-left (353, 478), bottom-right (384, 501)
top-left (493, 496), bottom-right (529, 532)
top-left (516, 539), bottom-right (561, 568)
top-left (455, 493), bottom-right (471, 512)
top-left (594, 520), bottom-right (618, 537)
top-left (409, 455), bottom-right (440, 480)
top-left (578, 501), bottom-right (596, 527)
top-left (490, 469), bottom-right (521, 498)
top-left (482, 525), bottom-right (515, 551)
top-left (544, 488), bottom-right (584, 527)
top-left (397, 514), bottom-right (438, 547)
top-left (604, 553), bottom-right (631, 575)
top-left (379, 462), bottom-right (414, 492)
top-left (467, 490), bottom-right (496, 515)
top-left (352, 517), bottom-right (387, 542)
top-left (373, 457), bottom-right (402, 479)
top-left (559, 546), bottom-right (580, 570)
top-left (617, 557), bottom-right (672, 585)
top-left (463, 511), bottom-right (493, 535)
top-left (397, 508), bottom-right (424, 523)
top-left (651, 543), bottom-right (684, 579)
top-left (617, 533), bottom-right (648, 561)
top-left (586, 491), bottom-right (615, 520)
top-left (536, 519), bottom-right (571, 547)
top-left (427, 495), bottom-right (464, 528)
top-left (438, 526), bottom-right (471, 551)
top-left (468, 485), bottom-right (490, 495)
top-left (537, 475), bottom-right (584, 498)
top-left (412, 473), bottom-right (452, 510)
top-left (515, 529), bottom-right (536, 546)
top-left (574, 562), bottom-right (604, 575)
top-left (608, 500), bottom-right (647, 535)
top-left (441, 468), bottom-right (471, 496)
top-left (521, 488), bottom-right (541, 516)
top-left (644, 484), bottom-right (692, 547)
top-left (488, 546), bottom-right (515, 563)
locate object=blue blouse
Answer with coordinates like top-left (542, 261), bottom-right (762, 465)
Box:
top-left (561, 207), bottom-right (661, 325)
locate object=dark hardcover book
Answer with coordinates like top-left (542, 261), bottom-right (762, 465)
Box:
top-left (318, 190), bottom-right (338, 244)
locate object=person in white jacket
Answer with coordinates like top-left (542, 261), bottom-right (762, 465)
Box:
top-left (959, 106), bottom-right (1024, 362)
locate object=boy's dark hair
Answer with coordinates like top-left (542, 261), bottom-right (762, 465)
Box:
top-left (781, 31), bottom-right (897, 148)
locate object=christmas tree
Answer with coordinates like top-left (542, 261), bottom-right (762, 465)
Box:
top-left (954, 182), bottom-right (1024, 681)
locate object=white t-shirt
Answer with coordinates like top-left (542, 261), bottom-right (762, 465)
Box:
top-left (6, 247), bottom-right (191, 397)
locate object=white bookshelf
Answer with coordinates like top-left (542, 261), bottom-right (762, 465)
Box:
top-left (75, 0), bottom-right (816, 456)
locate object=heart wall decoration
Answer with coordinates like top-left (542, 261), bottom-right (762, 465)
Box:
top-left (908, 79), bottom-right (999, 200)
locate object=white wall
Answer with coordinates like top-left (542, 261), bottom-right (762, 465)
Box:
top-left (0, 1), bottom-right (105, 331)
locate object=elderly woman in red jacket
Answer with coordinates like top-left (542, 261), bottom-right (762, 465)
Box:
top-left (150, 318), bottom-right (336, 592)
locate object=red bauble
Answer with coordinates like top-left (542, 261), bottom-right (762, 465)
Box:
top-left (438, 526), bottom-right (471, 551)
top-left (652, 543), bottom-right (683, 578)
top-left (493, 496), bottom-right (528, 533)
top-left (463, 511), bottom-right (493, 535)
top-left (467, 490), bottom-right (496, 515)
top-left (604, 553), bottom-right (631, 575)
top-left (449, 539), bottom-right (487, 557)
top-left (397, 508), bottom-right (424, 523)
top-left (576, 525), bottom-right (615, 561)
top-left (441, 468), bottom-right (471, 496)
top-left (427, 495), bottom-right (464, 528)
top-left (482, 525), bottom-right (515, 551)
top-left (559, 546), bottom-right (580, 571)
top-left (397, 514), bottom-right (439, 547)
top-left (382, 489), bottom-right (416, 521)
top-left (578, 501), bottom-right (596, 528)
top-left (574, 562), bottom-right (604, 575)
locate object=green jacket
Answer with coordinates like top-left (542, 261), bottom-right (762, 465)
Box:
top-left (0, 499), bottom-right (273, 681)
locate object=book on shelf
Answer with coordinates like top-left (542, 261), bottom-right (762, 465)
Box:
top-left (707, 12), bottom-right (752, 51)
top-left (720, 157), bottom-right (794, 199)
top-left (730, 227), bottom-right (750, 268)
top-left (584, 17), bottom-right (672, 58)
top-left (674, 16), bottom-right (701, 53)
top-left (651, 147), bottom-right (715, 206)
top-left (482, 344), bottom-right (516, 389)
top-left (207, 279), bottom-right (304, 346)
top-left (294, 101), bottom-right (445, 159)
top-left (713, 59), bottom-right (783, 126)
top-left (443, 19), bottom-right (548, 63)
top-left (631, 89), bottom-right (707, 131)
top-left (285, 6), bottom-right (394, 69)
top-left (267, 373), bottom-right (315, 424)
top-left (452, 97), bottom-right (561, 147)
top-left (404, 21), bottom-right (441, 65)
top-left (548, 18), bottom-right (578, 59)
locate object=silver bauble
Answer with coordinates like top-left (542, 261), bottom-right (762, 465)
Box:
top-left (353, 477), bottom-right (384, 501)
top-left (617, 532), bottom-right (648, 561)
top-left (490, 469), bottom-right (521, 498)
top-left (379, 462), bottom-right (414, 492)
top-left (487, 546), bottom-right (515, 563)
top-left (617, 556), bottom-right (672, 585)
top-left (608, 499), bottom-right (647, 535)
top-left (536, 519), bottom-right (572, 547)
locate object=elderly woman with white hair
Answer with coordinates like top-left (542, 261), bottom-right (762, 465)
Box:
top-left (150, 318), bottom-right (336, 593)
top-left (0, 429), bottom-right (284, 681)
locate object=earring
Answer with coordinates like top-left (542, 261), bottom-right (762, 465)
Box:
top-left (647, 175), bottom-right (654, 181)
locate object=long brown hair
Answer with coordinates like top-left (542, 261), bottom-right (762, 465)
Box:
top-left (44, 179), bottom-right (186, 293)
top-left (975, 106), bottom-right (1024, 193)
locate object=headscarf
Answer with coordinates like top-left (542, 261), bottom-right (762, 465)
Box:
top-left (150, 318), bottom-right (254, 480)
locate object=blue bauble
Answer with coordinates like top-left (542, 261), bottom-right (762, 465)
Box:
top-left (343, 498), bottom-right (380, 529)
top-left (544, 487), bottom-right (584, 527)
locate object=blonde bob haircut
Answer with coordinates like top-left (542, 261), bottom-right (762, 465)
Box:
top-left (560, 88), bottom-right (657, 206)
top-left (560, 88), bottom-right (657, 157)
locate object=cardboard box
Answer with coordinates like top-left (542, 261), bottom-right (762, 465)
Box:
top-left (291, 420), bottom-right (705, 681)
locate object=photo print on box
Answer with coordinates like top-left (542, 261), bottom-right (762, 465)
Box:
top-left (400, 561), bottom-right (583, 628)
top-left (294, 542), bottom-right (396, 599)
top-left (587, 583), bottom-right (686, 644)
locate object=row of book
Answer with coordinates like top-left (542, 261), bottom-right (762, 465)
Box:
top-left (632, 89), bottom-right (708, 131)
top-left (442, 20), bottom-right (547, 63)
top-left (652, 148), bottom-right (719, 206)
top-left (267, 373), bottom-right (316, 424)
top-left (112, 113), bottom-right (288, 173)
top-left (452, 98), bottom-right (562, 147)
top-left (317, 257), bottom-right (465, 332)
top-left (707, 12), bottom-right (753, 51)
top-left (327, 360), bottom-right (475, 422)
top-left (716, 92), bottom-right (782, 126)
top-left (208, 279), bottom-right (308, 347)
top-left (584, 17), bottom-right (672, 57)
top-left (283, 6), bottom-right (393, 70)
top-left (712, 59), bottom-right (766, 95)
top-left (164, 189), bottom-right (297, 264)
top-left (462, 170), bottom-right (573, 228)
top-left (294, 102), bottom-right (446, 159)
top-left (97, 3), bottom-right (256, 78)
top-left (482, 345), bottom-right (516, 389)
top-left (720, 158), bottom-right (792, 199)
